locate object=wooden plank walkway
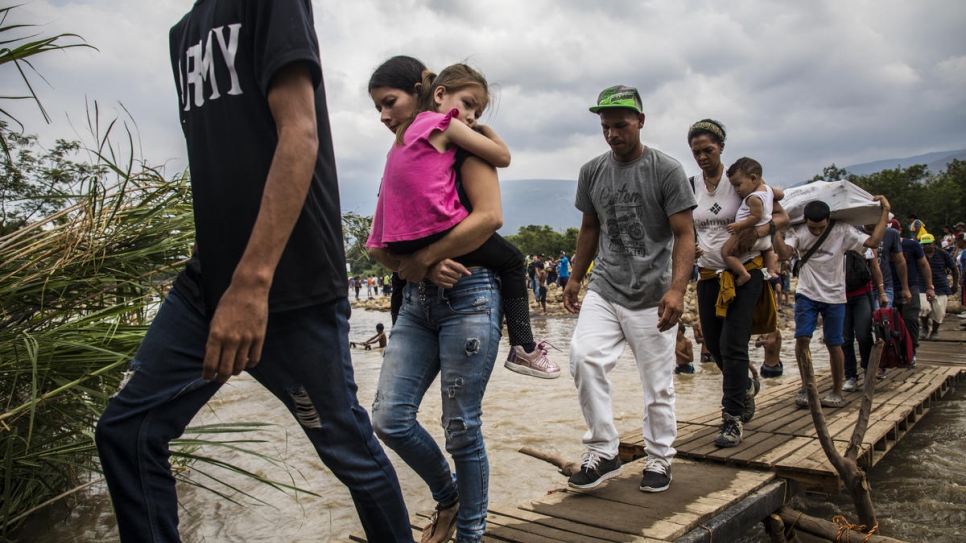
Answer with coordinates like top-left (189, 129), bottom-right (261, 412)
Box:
top-left (351, 460), bottom-right (781, 543)
top-left (620, 342), bottom-right (965, 493)
top-left (353, 339), bottom-right (964, 542)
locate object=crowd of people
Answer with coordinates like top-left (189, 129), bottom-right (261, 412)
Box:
top-left (90, 3), bottom-right (965, 542)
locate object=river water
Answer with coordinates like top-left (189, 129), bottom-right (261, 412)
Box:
top-left (18, 307), bottom-right (965, 542)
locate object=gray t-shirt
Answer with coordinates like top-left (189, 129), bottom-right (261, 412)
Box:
top-left (575, 147), bottom-right (696, 309)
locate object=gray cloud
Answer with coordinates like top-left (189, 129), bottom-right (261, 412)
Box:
top-left (4, 0), bottom-right (964, 216)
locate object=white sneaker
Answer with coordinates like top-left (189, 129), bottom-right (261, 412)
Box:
top-left (842, 377), bottom-right (859, 392)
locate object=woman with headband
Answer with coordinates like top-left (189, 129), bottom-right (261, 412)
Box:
top-left (687, 119), bottom-right (789, 448)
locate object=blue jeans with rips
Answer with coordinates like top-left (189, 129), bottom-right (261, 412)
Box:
top-left (95, 287), bottom-right (413, 543)
top-left (371, 269), bottom-right (502, 543)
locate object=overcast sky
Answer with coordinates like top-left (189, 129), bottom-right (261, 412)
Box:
top-left (4, 0), bottom-right (965, 214)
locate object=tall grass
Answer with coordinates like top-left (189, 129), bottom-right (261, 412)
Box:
top-left (0, 155), bottom-right (192, 532)
top-left (1, 140), bottom-right (318, 538)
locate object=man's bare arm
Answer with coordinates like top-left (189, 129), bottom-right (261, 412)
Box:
top-left (657, 209), bottom-right (696, 332)
top-left (563, 213), bottom-right (601, 314)
top-left (203, 62), bottom-right (318, 383)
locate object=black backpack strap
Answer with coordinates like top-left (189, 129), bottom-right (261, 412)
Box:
top-left (793, 220), bottom-right (836, 276)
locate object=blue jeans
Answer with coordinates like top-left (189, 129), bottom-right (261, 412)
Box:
top-left (95, 288), bottom-right (413, 543)
top-left (879, 283), bottom-right (894, 309)
top-left (371, 269), bottom-right (502, 543)
top-left (844, 291), bottom-right (874, 379)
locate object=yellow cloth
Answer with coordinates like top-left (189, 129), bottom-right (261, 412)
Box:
top-left (698, 256), bottom-right (777, 334)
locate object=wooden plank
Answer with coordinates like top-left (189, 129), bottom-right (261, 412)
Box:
top-left (726, 432), bottom-right (790, 466)
top-left (517, 459), bottom-right (772, 541)
top-left (674, 480), bottom-right (787, 543)
top-left (487, 506), bottom-right (661, 543)
top-left (749, 435), bottom-right (813, 468)
top-left (673, 426), bottom-right (720, 457)
top-left (485, 510), bottom-right (619, 543)
top-left (522, 491), bottom-right (691, 541)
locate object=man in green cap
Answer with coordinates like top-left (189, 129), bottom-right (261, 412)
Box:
top-left (563, 85), bottom-right (696, 493)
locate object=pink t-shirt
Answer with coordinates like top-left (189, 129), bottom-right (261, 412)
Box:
top-left (367, 109), bottom-right (469, 248)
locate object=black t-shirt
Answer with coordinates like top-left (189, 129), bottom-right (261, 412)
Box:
top-left (169, 0), bottom-right (347, 316)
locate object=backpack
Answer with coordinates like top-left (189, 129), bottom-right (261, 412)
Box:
top-left (845, 250), bottom-right (873, 292)
top-left (872, 307), bottom-right (914, 369)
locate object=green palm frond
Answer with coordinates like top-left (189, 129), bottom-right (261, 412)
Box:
top-left (0, 5), bottom-right (95, 155)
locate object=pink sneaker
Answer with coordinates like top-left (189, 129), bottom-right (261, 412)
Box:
top-left (505, 341), bottom-right (561, 379)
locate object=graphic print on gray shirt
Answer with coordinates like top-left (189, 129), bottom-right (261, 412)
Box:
top-left (575, 147), bottom-right (695, 309)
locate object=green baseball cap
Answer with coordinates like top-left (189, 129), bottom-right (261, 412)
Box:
top-left (589, 85), bottom-right (643, 114)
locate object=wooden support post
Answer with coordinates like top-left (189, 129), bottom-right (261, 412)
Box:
top-left (779, 506), bottom-right (909, 543)
top-left (518, 446), bottom-right (582, 476)
top-left (763, 513), bottom-right (788, 543)
top-left (796, 343), bottom-right (881, 529)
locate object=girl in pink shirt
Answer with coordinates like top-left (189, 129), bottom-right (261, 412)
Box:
top-left (368, 63), bottom-right (560, 379)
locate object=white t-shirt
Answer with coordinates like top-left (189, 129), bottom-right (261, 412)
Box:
top-left (693, 172), bottom-right (756, 270)
top-left (785, 221), bottom-right (869, 304)
top-left (736, 185), bottom-right (775, 253)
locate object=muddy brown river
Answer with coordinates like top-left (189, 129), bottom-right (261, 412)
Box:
top-left (17, 307), bottom-right (965, 542)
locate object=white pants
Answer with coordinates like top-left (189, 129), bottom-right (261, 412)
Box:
top-left (570, 290), bottom-right (677, 463)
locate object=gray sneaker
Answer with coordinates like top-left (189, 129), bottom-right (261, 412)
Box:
top-left (567, 452), bottom-right (622, 489)
top-left (639, 458), bottom-right (672, 492)
top-left (741, 377), bottom-right (760, 423)
top-left (929, 331), bottom-right (939, 341)
top-left (842, 377), bottom-right (859, 392)
top-left (714, 412), bottom-right (743, 448)
top-left (794, 389), bottom-right (808, 409)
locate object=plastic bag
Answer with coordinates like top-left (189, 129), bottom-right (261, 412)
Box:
top-left (782, 180), bottom-right (884, 226)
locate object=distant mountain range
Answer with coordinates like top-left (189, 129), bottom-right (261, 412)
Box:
top-left (841, 149), bottom-right (966, 176)
top-left (497, 149), bottom-right (966, 234)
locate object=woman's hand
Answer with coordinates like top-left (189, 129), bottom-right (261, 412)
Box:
top-left (426, 259), bottom-right (471, 288)
top-left (396, 252), bottom-right (429, 283)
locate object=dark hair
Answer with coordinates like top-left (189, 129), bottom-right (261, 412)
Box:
top-left (368, 55), bottom-right (426, 94)
top-left (376, 323), bottom-right (385, 332)
top-left (803, 200), bottom-right (831, 222)
top-left (687, 118), bottom-right (726, 145)
top-left (395, 63), bottom-right (490, 144)
top-left (726, 157), bottom-right (763, 179)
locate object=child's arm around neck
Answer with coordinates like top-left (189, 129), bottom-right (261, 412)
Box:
top-left (430, 119), bottom-right (511, 168)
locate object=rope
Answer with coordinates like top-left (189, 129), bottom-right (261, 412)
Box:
top-left (699, 524), bottom-right (713, 542)
top-left (832, 515), bottom-right (879, 543)
top-left (784, 510), bottom-right (804, 543)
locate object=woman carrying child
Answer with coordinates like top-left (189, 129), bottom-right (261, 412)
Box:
top-left (365, 57), bottom-right (548, 543)
top-left (688, 119), bottom-right (789, 449)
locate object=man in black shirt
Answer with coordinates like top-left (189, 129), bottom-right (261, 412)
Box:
top-left (94, 2), bottom-right (413, 541)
